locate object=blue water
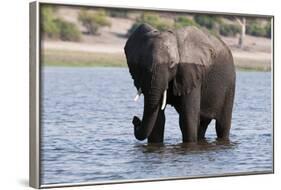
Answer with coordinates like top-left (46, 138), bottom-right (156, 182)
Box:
top-left (41, 67), bottom-right (273, 185)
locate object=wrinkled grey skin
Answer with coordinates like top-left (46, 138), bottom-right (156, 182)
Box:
top-left (124, 23), bottom-right (236, 143)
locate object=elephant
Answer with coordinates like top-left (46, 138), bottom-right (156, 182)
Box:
top-left (124, 23), bottom-right (236, 143)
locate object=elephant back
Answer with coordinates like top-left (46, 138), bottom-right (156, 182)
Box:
top-left (175, 26), bottom-right (217, 67)
top-left (172, 26), bottom-right (228, 96)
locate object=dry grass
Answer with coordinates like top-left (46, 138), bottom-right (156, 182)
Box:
top-left (42, 49), bottom-right (126, 67)
top-left (234, 57), bottom-right (271, 71)
top-left (42, 49), bottom-right (271, 71)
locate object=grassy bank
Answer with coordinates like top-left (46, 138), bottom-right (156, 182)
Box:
top-left (42, 49), bottom-right (271, 71)
top-left (234, 56), bottom-right (271, 71)
top-left (42, 49), bottom-right (126, 67)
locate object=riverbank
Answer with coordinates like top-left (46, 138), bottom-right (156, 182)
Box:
top-left (42, 7), bottom-right (271, 71)
top-left (42, 49), bottom-right (271, 71)
top-left (42, 49), bottom-right (125, 67)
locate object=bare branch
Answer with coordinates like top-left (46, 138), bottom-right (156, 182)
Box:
top-left (235, 17), bottom-right (243, 26)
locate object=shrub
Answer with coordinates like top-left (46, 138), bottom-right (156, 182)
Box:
top-left (138, 13), bottom-right (172, 30)
top-left (127, 13), bottom-right (173, 36)
top-left (140, 13), bottom-right (158, 26)
top-left (194, 15), bottom-right (220, 29)
top-left (78, 9), bottom-right (111, 35)
top-left (245, 19), bottom-right (272, 38)
top-left (219, 23), bottom-right (241, 37)
top-left (54, 19), bottom-right (81, 41)
top-left (246, 22), bottom-right (267, 37)
top-left (108, 9), bottom-right (128, 18)
top-left (41, 6), bottom-right (81, 41)
top-left (41, 6), bottom-right (60, 38)
top-left (174, 16), bottom-right (197, 29)
top-left (265, 22), bottom-right (271, 38)
top-left (156, 21), bottom-right (173, 31)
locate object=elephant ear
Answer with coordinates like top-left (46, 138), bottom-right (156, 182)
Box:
top-left (173, 26), bottom-right (216, 96)
top-left (124, 24), bottom-right (159, 90)
top-left (173, 64), bottom-right (205, 96)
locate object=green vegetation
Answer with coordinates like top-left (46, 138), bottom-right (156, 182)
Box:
top-left (219, 23), bottom-right (241, 37)
top-left (108, 9), bottom-right (128, 18)
top-left (42, 50), bottom-right (126, 67)
top-left (127, 13), bottom-right (173, 36)
top-left (54, 19), bottom-right (81, 41)
top-left (78, 9), bottom-right (111, 35)
top-left (246, 20), bottom-right (271, 38)
top-left (127, 14), bottom-right (197, 36)
top-left (41, 6), bottom-right (81, 41)
top-left (139, 13), bottom-right (173, 31)
top-left (42, 49), bottom-right (270, 71)
top-left (193, 15), bottom-right (242, 37)
top-left (194, 15), bottom-right (221, 30)
top-left (174, 16), bottom-right (197, 28)
top-left (41, 6), bottom-right (60, 38)
top-left (41, 6), bottom-right (271, 71)
top-left (42, 6), bottom-right (271, 40)
top-left (265, 22), bottom-right (271, 38)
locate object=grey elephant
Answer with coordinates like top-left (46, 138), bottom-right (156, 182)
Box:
top-left (124, 23), bottom-right (236, 143)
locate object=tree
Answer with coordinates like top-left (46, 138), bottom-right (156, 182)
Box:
top-left (236, 17), bottom-right (246, 48)
top-left (78, 9), bottom-right (111, 35)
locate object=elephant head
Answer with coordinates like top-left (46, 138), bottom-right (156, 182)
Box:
top-left (124, 24), bottom-right (179, 141)
top-left (124, 24), bottom-right (216, 141)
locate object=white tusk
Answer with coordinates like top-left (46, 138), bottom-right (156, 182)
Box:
top-left (134, 94), bottom-right (140, 101)
top-left (161, 90), bottom-right (167, 110)
top-left (134, 88), bottom-right (142, 101)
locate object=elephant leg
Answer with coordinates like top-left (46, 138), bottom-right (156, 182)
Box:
top-left (179, 87), bottom-right (201, 143)
top-left (215, 118), bottom-right (230, 141)
top-left (215, 88), bottom-right (235, 140)
top-left (198, 116), bottom-right (212, 140)
top-left (147, 110), bottom-right (165, 143)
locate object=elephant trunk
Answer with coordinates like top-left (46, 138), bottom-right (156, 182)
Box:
top-left (132, 91), bottom-right (163, 141)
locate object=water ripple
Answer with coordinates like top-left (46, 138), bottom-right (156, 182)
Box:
top-left (41, 68), bottom-right (272, 185)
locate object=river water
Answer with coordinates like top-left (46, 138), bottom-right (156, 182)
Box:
top-left (41, 67), bottom-right (272, 185)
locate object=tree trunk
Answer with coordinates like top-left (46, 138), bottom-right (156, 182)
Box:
top-left (238, 18), bottom-right (246, 48)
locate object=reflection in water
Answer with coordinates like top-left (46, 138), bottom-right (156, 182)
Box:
top-left (134, 140), bottom-right (236, 154)
top-left (41, 68), bottom-right (272, 185)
